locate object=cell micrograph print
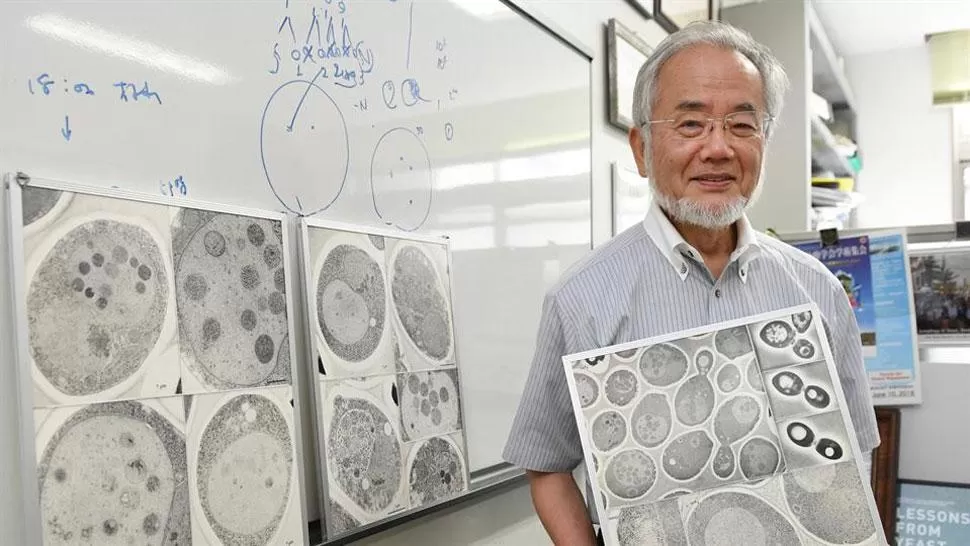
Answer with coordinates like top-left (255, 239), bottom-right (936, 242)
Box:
top-left (564, 305), bottom-right (884, 546)
top-left (172, 209), bottom-right (292, 392)
top-left (188, 388), bottom-right (297, 545)
top-left (23, 192), bottom-right (175, 404)
top-left (398, 369), bottom-right (463, 442)
top-left (35, 398), bottom-right (189, 545)
top-left (388, 239), bottom-right (456, 371)
top-left (406, 433), bottom-right (467, 509)
top-left (311, 229), bottom-right (393, 378)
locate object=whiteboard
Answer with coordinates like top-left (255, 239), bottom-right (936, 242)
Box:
top-left (0, 0), bottom-right (592, 485)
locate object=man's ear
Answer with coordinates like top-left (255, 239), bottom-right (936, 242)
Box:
top-left (628, 127), bottom-right (650, 178)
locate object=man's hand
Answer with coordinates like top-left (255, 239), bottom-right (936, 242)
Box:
top-left (526, 470), bottom-right (598, 546)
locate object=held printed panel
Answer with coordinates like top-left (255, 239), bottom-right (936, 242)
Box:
top-left (564, 305), bottom-right (884, 546)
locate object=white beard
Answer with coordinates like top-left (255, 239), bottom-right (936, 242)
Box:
top-left (648, 162), bottom-right (766, 230)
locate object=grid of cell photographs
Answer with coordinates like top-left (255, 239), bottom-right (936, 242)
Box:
top-left (300, 220), bottom-right (469, 540)
top-left (13, 183), bottom-right (307, 545)
top-left (563, 304), bottom-right (885, 546)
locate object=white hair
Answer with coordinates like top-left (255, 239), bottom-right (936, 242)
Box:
top-left (632, 20), bottom-right (790, 163)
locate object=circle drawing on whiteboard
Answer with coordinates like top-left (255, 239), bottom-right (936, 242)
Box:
top-left (260, 80), bottom-right (349, 215)
top-left (370, 127), bottom-right (433, 231)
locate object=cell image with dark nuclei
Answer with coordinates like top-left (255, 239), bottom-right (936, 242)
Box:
top-left (171, 208), bottom-right (293, 393)
top-left (21, 188), bottom-right (178, 405)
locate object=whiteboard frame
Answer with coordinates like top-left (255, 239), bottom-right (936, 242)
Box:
top-left (4, 173), bottom-right (312, 546)
top-left (298, 216), bottom-right (474, 543)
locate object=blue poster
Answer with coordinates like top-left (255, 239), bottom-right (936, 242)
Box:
top-left (794, 235), bottom-right (878, 351)
top-left (793, 232), bottom-right (921, 404)
top-left (897, 481), bottom-right (970, 546)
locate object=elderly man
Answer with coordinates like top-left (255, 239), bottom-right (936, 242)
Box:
top-left (503, 20), bottom-right (879, 545)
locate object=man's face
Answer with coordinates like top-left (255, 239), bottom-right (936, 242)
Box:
top-left (629, 44), bottom-right (767, 228)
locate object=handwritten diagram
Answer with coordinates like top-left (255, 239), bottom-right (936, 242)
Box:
top-left (370, 127), bottom-right (432, 232)
top-left (260, 76), bottom-right (349, 215)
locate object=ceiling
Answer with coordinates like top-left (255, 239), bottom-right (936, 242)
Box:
top-left (813, 0), bottom-right (970, 57)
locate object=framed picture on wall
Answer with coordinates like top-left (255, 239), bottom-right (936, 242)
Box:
top-left (624, 0), bottom-right (653, 18)
top-left (611, 162), bottom-right (652, 235)
top-left (871, 407), bottom-right (900, 541)
top-left (654, 0), bottom-right (714, 32)
top-left (607, 18), bottom-right (660, 131)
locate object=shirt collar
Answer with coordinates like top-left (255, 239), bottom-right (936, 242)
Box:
top-left (642, 200), bottom-right (761, 283)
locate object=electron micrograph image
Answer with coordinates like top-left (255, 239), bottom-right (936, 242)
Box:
top-left (34, 397), bottom-right (189, 545)
top-left (777, 410), bottom-right (853, 471)
top-left (172, 209), bottom-right (292, 393)
top-left (22, 190), bottom-right (179, 406)
top-left (320, 376), bottom-right (408, 534)
top-left (22, 186), bottom-right (68, 229)
top-left (405, 431), bottom-right (468, 510)
top-left (307, 227), bottom-right (396, 378)
top-left (763, 360), bottom-right (840, 421)
top-left (563, 305), bottom-right (885, 546)
top-left (572, 330), bottom-right (785, 510)
top-left (749, 311), bottom-right (823, 371)
top-left (398, 369), bottom-right (463, 442)
top-left (386, 238), bottom-right (456, 372)
top-left (186, 386), bottom-right (301, 545)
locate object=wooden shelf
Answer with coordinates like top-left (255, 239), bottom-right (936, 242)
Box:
top-left (811, 115), bottom-right (855, 177)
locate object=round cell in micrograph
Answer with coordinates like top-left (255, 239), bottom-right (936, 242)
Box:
top-left (408, 436), bottom-right (466, 509)
top-left (26, 219), bottom-right (169, 397)
top-left (591, 411), bottom-right (627, 452)
top-left (745, 360), bottom-right (764, 392)
top-left (203, 230), bottom-right (227, 258)
top-left (630, 393), bottom-right (672, 449)
top-left (584, 355), bottom-right (606, 368)
top-left (759, 320), bottom-right (795, 348)
top-left (604, 369), bottom-right (638, 407)
top-left (685, 491), bottom-right (800, 545)
top-left (603, 449), bottom-right (657, 500)
top-left (674, 375), bottom-right (715, 426)
top-left (662, 430), bottom-right (714, 481)
top-left (738, 437), bottom-right (781, 480)
top-left (804, 385), bottom-right (831, 409)
top-left (770, 371), bottom-right (804, 396)
top-left (716, 363), bottom-right (741, 393)
top-left (793, 339), bottom-right (816, 360)
top-left (786, 421), bottom-right (815, 448)
top-left (695, 349), bottom-right (715, 376)
top-left (36, 400), bottom-right (189, 546)
top-left (638, 344), bottom-right (689, 387)
top-left (574, 373), bottom-right (599, 409)
top-left (614, 348), bottom-right (638, 360)
top-left (22, 187), bottom-right (63, 226)
top-left (197, 393), bottom-right (294, 544)
top-left (792, 311), bottom-right (813, 333)
top-left (317, 244), bottom-right (386, 364)
top-left (399, 370), bottom-right (462, 442)
top-left (713, 395), bottom-right (762, 445)
top-left (616, 500), bottom-right (687, 546)
top-left (783, 462), bottom-right (876, 544)
top-left (815, 438), bottom-right (843, 461)
top-left (391, 245), bottom-right (453, 362)
top-left (328, 396), bottom-right (402, 515)
top-left (711, 444), bottom-right (735, 479)
top-left (713, 326), bottom-right (754, 359)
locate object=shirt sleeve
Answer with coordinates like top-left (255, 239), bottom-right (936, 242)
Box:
top-left (828, 289), bottom-right (882, 453)
top-left (502, 292), bottom-right (584, 473)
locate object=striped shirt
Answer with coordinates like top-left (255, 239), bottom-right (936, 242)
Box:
top-left (503, 202), bottom-right (881, 477)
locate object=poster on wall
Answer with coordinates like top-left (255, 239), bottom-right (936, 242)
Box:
top-left (896, 480), bottom-right (970, 545)
top-left (562, 303), bottom-right (886, 546)
top-left (792, 231), bottom-right (921, 405)
top-left (909, 243), bottom-right (970, 343)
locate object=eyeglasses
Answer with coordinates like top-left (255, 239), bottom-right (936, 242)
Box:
top-left (643, 110), bottom-right (773, 140)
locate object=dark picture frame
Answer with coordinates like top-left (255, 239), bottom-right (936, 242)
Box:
top-left (624, 0), bottom-right (654, 19)
top-left (607, 18), bottom-right (659, 131)
top-left (654, 0), bottom-right (714, 32)
top-left (871, 407), bottom-right (901, 540)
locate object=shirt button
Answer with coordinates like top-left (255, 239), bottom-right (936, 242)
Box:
top-left (715, 289), bottom-right (722, 298)
top-left (740, 268), bottom-right (747, 278)
top-left (680, 264), bottom-right (687, 274)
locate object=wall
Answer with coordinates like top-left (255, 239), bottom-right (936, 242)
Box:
top-left (847, 46), bottom-right (955, 229)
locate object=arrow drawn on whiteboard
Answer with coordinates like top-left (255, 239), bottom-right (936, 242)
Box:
top-left (60, 115), bottom-right (72, 141)
top-left (286, 66), bottom-right (326, 132)
top-left (278, 16), bottom-right (296, 42)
